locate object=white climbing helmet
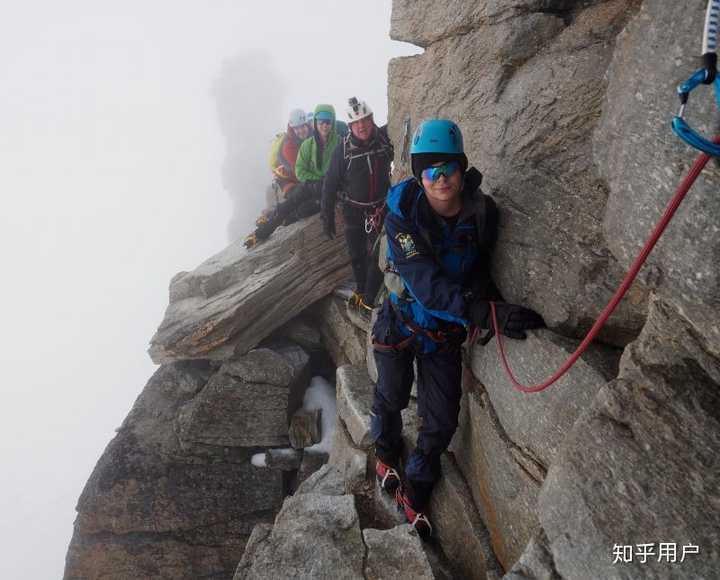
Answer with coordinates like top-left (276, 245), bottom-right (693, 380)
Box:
top-left (288, 108), bottom-right (307, 128)
top-left (346, 97), bottom-right (373, 124)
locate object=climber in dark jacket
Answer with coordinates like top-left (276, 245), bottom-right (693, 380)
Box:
top-left (371, 119), bottom-right (544, 538)
top-left (321, 97), bottom-right (394, 314)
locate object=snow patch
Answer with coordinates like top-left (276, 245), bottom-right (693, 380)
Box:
top-left (302, 376), bottom-right (336, 455)
top-left (251, 452), bottom-right (267, 467)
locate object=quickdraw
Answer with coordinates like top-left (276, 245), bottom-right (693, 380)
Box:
top-left (340, 194), bottom-right (387, 234)
top-left (671, 0), bottom-right (720, 156)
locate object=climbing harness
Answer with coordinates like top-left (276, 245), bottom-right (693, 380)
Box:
top-left (493, 1), bottom-right (720, 393)
top-left (341, 194), bottom-right (386, 233)
top-left (373, 303), bottom-right (466, 353)
top-left (365, 203), bottom-right (386, 234)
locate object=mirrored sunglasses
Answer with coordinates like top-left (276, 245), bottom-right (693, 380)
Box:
top-left (316, 118), bottom-right (332, 126)
top-left (421, 160), bottom-right (460, 182)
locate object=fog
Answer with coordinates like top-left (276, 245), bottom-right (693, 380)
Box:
top-left (0, 1), bottom-right (419, 577)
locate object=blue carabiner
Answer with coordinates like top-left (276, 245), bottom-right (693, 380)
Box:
top-left (671, 67), bottom-right (720, 156)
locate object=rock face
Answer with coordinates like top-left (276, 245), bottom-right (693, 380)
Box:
top-left (471, 330), bottom-right (620, 467)
top-left (177, 348), bottom-right (308, 448)
top-left (595, 0), bottom-right (720, 352)
top-left (363, 525), bottom-right (434, 580)
top-left (386, 0), bottom-right (720, 577)
top-left (336, 364), bottom-right (376, 448)
top-left (235, 493), bottom-right (366, 580)
top-left (388, 0), bottom-right (647, 345)
top-left (538, 297), bottom-right (720, 579)
top-left (149, 215), bottom-right (351, 363)
top-left (289, 408), bottom-right (322, 448)
top-left (311, 294), bottom-right (368, 368)
top-left (64, 362), bottom-right (285, 580)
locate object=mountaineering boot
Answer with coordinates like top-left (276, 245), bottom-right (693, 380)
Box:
top-left (244, 210), bottom-right (278, 249)
top-left (243, 232), bottom-right (258, 250)
top-left (358, 294), bottom-right (374, 319)
top-left (348, 290), bottom-right (362, 309)
top-left (375, 458), bottom-right (401, 494)
top-left (395, 485), bottom-right (433, 539)
top-left (348, 291), bottom-right (373, 322)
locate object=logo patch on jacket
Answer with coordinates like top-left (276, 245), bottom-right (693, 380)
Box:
top-left (396, 233), bottom-right (418, 258)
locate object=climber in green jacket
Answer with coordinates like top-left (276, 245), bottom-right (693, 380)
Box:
top-left (243, 105), bottom-right (340, 250)
top-left (268, 105), bottom-right (340, 235)
top-left (294, 104), bottom-right (341, 206)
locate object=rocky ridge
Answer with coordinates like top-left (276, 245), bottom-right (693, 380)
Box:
top-left (66, 1), bottom-right (720, 578)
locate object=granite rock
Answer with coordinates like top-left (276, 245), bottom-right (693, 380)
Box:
top-left (336, 364), bottom-right (376, 448)
top-left (471, 329), bottom-right (620, 466)
top-left (64, 362), bottom-right (283, 580)
top-left (312, 295), bottom-right (368, 367)
top-left (329, 417), bottom-right (369, 494)
top-left (595, 0), bottom-right (720, 353)
top-left (176, 348), bottom-right (306, 448)
top-left (149, 215), bottom-right (351, 363)
top-left (538, 299), bottom-right (720, 578)
top-left (363, 525), bottom-right (434, 580)
top-left (452, 381), bottom-right (542, 570)
top-left (289, 408), bottom-right (322, 449)
top-left (236, 493), bottom-right (365, 580)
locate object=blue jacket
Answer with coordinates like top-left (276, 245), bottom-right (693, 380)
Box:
top-left (377, 168), bottom-right (498, 352)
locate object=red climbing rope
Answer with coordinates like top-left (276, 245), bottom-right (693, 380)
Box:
top-left (492, 139), bottom-right (719, 393)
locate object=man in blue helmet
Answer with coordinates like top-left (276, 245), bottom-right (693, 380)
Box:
top-left (371, 119), bottom-right (544, 537)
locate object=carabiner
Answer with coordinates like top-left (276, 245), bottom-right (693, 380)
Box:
top-left (671, 67), bottom-right (720, 156)
top-left (364, 215), bottom-right (374, 234)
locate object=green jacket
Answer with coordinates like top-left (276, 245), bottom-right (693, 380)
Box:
top-left (295, 104), bottom-right (340, 182)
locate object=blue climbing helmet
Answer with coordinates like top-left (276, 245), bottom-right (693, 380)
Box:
top-left (410, 119), bottom-right (468, 179)
top-left (410, 119), bottom-right (464, 154)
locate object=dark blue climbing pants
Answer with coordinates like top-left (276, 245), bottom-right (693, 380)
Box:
top-left (371, 338), bottom-right (463, 508)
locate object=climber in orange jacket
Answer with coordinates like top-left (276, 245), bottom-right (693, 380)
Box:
top-left (244, 109), bottom-right (312, 249)
top-left (271, 108), bottom-right (311, 195)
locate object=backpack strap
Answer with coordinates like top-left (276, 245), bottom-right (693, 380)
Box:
top-left (473, 190), bottom-right (498, 249)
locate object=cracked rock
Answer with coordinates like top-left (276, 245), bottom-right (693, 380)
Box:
top-left (539, 298), bottom-right (720, 578)
top-left (471, 328), bottom-right (620, 466)
top-left (363, 525), bottom-right (434, 580)
top-left (336, 364), bottom-right (376, 448)
top-left (235, 492), bottom-right (365, 580)
top-left (149, 215), bottom-right (352, 363)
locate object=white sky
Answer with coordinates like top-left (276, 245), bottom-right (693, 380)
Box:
top-left (0, 1), bottom-right (419, 577)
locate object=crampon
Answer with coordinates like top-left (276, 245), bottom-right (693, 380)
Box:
top-left (395, 486), bottom-right (433, 539)
top-left (375, 458), bottom-right (401, 493)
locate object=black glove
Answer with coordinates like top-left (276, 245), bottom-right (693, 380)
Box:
top-left (469, 300), bottom-right (544, 340)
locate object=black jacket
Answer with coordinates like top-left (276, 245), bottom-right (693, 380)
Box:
top-left (322, 125), bottom-right (394, 217)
